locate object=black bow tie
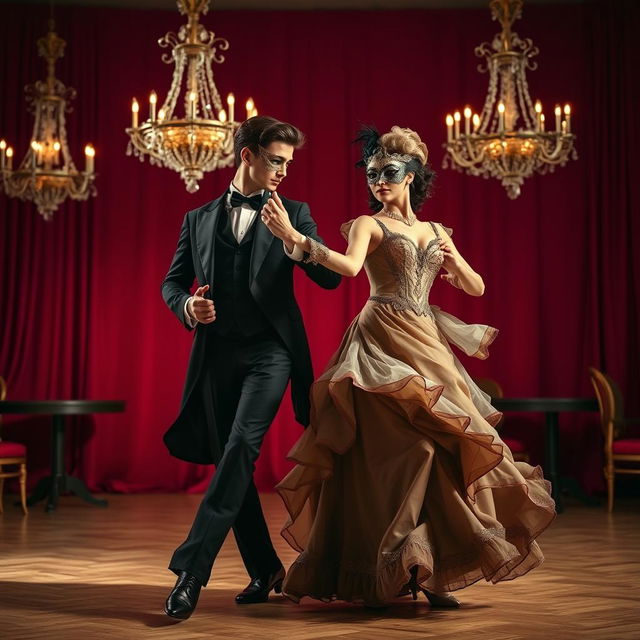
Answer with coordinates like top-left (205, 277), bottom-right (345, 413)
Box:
top-left (229, 191), bottom-right (264, 210)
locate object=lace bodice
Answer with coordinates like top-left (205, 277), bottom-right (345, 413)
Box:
top-left (342, 218), bottom-right (448, 318)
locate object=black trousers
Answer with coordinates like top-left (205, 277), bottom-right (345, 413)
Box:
top-left (169, 331), bottom-right (292, 586)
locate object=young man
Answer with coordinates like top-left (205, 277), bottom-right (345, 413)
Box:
top-left (161, 116), bottom-right (341, 619)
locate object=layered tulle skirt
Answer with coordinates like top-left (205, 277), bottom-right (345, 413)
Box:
top-left (276, 301), bottom-right (555, 605)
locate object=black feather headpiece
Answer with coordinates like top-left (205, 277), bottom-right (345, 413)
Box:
top-left (354, 126), bottom-right (381, 168)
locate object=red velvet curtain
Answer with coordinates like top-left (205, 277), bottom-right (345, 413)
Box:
top-left (1, 1), bottom-right (638, 495)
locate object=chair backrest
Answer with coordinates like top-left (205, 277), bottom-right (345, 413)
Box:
top-left (588, 366), bottom-right (624, 438)
top-left (473, 377), bottom-right (504, 399)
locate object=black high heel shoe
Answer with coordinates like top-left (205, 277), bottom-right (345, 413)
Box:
top-left (402, 566), bottom-right (461, 608)
top-left (420, 588), bottom-right (461, 607)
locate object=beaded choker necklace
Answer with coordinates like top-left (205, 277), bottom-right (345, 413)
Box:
top-left (380, 209), bottom-right (417, 227)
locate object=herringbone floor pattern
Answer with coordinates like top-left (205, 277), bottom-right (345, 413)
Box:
top-left (1, 494), bottom-right (638, 640)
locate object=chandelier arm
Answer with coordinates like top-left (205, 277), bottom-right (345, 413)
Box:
top-left (447, 147), bottom-right (482, 169)
top-left (463, 137), bottom-right (487, 165)
top-left (537, 139), bottom-right (575, 164)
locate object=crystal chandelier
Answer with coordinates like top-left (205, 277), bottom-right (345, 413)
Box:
top-left (126, 0), bottom-right (257, 193)
top-left (443, 0), bottom-right (577, 199)
top-left (0, 21), bottom-right (96, 220)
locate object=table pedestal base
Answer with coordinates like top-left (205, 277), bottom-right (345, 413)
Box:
top-left (27, 474), bottom-right (108, 512)
top-left (27, 414), bottom-right (108, 512)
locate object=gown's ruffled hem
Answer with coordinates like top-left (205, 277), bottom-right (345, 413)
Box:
top-left (282, 519), bottom-right (548, 606)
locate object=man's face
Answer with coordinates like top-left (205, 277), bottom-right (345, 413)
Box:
top-left (244, 141), bottom-right (295, 191)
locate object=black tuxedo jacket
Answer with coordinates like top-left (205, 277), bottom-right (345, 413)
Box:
top-left (161, 191), bottom-right (341, 464)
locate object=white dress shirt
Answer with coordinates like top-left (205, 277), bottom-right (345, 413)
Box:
top-left (184, 183), bottom-right (303, 326)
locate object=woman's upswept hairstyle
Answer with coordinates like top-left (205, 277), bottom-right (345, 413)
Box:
top-left (355, 125), bottom-right (435, 212)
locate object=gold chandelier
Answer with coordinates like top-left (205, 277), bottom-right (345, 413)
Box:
top-left (443, 0), bottom-right (577, 199)
top-left (126, 0), bottom-right (257, 193)
top-left (0, 21), bottom-right (96, 220)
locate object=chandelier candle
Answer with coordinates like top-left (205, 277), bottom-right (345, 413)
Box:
top-left (498, 102), bottom-right (505, 133)
top-left (464, 107), bottom-right (472, 136)
top-left (446, 115), bottom-right (453, 142)
top-left (132, 99), bottom-right (139, 128)
top-left (84, 145), bottom-right (95, 173)
top-left (0, 140), bottom-right (5, 169)
top-left (150, 92), bottom-right (157, 121)
top-left (535, 101), bottom-right (542, 132)
top-left (227, 93), bottom-right (234, 122)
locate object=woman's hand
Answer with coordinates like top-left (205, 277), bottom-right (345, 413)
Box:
top-left (438, 236), bottom-right (463, 274)
top-left (437, 231), bottom-right (485, 296)
top-left (261, 192), bottom-right (302, 246)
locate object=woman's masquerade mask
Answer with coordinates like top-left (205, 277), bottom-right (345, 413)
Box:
top-left (365, 150), bottom-right (419, 185)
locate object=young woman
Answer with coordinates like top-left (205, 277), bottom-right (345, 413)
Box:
top-left (261, 126), bottom-right (555, 608)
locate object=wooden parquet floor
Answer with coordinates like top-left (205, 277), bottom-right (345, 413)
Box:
top-left (0, 493), bottom-right (638, 640)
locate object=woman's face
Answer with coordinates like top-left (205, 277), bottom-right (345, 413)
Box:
top-left (366, 157), bottom-right (414, 205)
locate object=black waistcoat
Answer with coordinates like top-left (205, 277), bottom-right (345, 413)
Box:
top-left (212, 208), bottom-right (270, 337)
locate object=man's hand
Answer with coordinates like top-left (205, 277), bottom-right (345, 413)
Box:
top-left (189, 284), bottom-right (216, 324)
top-left (261, 192), bottom-right (301, 247)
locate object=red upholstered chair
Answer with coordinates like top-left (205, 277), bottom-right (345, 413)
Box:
top-left (0, 376), bottom-right (28, 515)
top-left (589, 366), bottom-right (640, 512)
top-left (473, 377), bottom-right (530, 463)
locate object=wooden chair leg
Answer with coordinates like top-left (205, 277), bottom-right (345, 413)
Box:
top-left (605, 464), bottom-right (614, 513)
top-left (19, 463), bottom-right (28, 515)
top-left (0, 471), bottom-right (4, 515)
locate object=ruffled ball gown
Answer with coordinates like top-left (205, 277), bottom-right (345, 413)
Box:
top-left (277, 218), bottom-right (555, 606)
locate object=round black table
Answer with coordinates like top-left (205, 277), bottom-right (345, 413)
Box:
top-left (492, 397), bottom-right (599, 512)
top-left (0, 400), bottom-right (125, 512)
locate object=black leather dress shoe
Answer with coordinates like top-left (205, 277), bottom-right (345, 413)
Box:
top-left (235, 566), bottom-right (285, 604)
top-left (164, 571), bottom-right (202, 619)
